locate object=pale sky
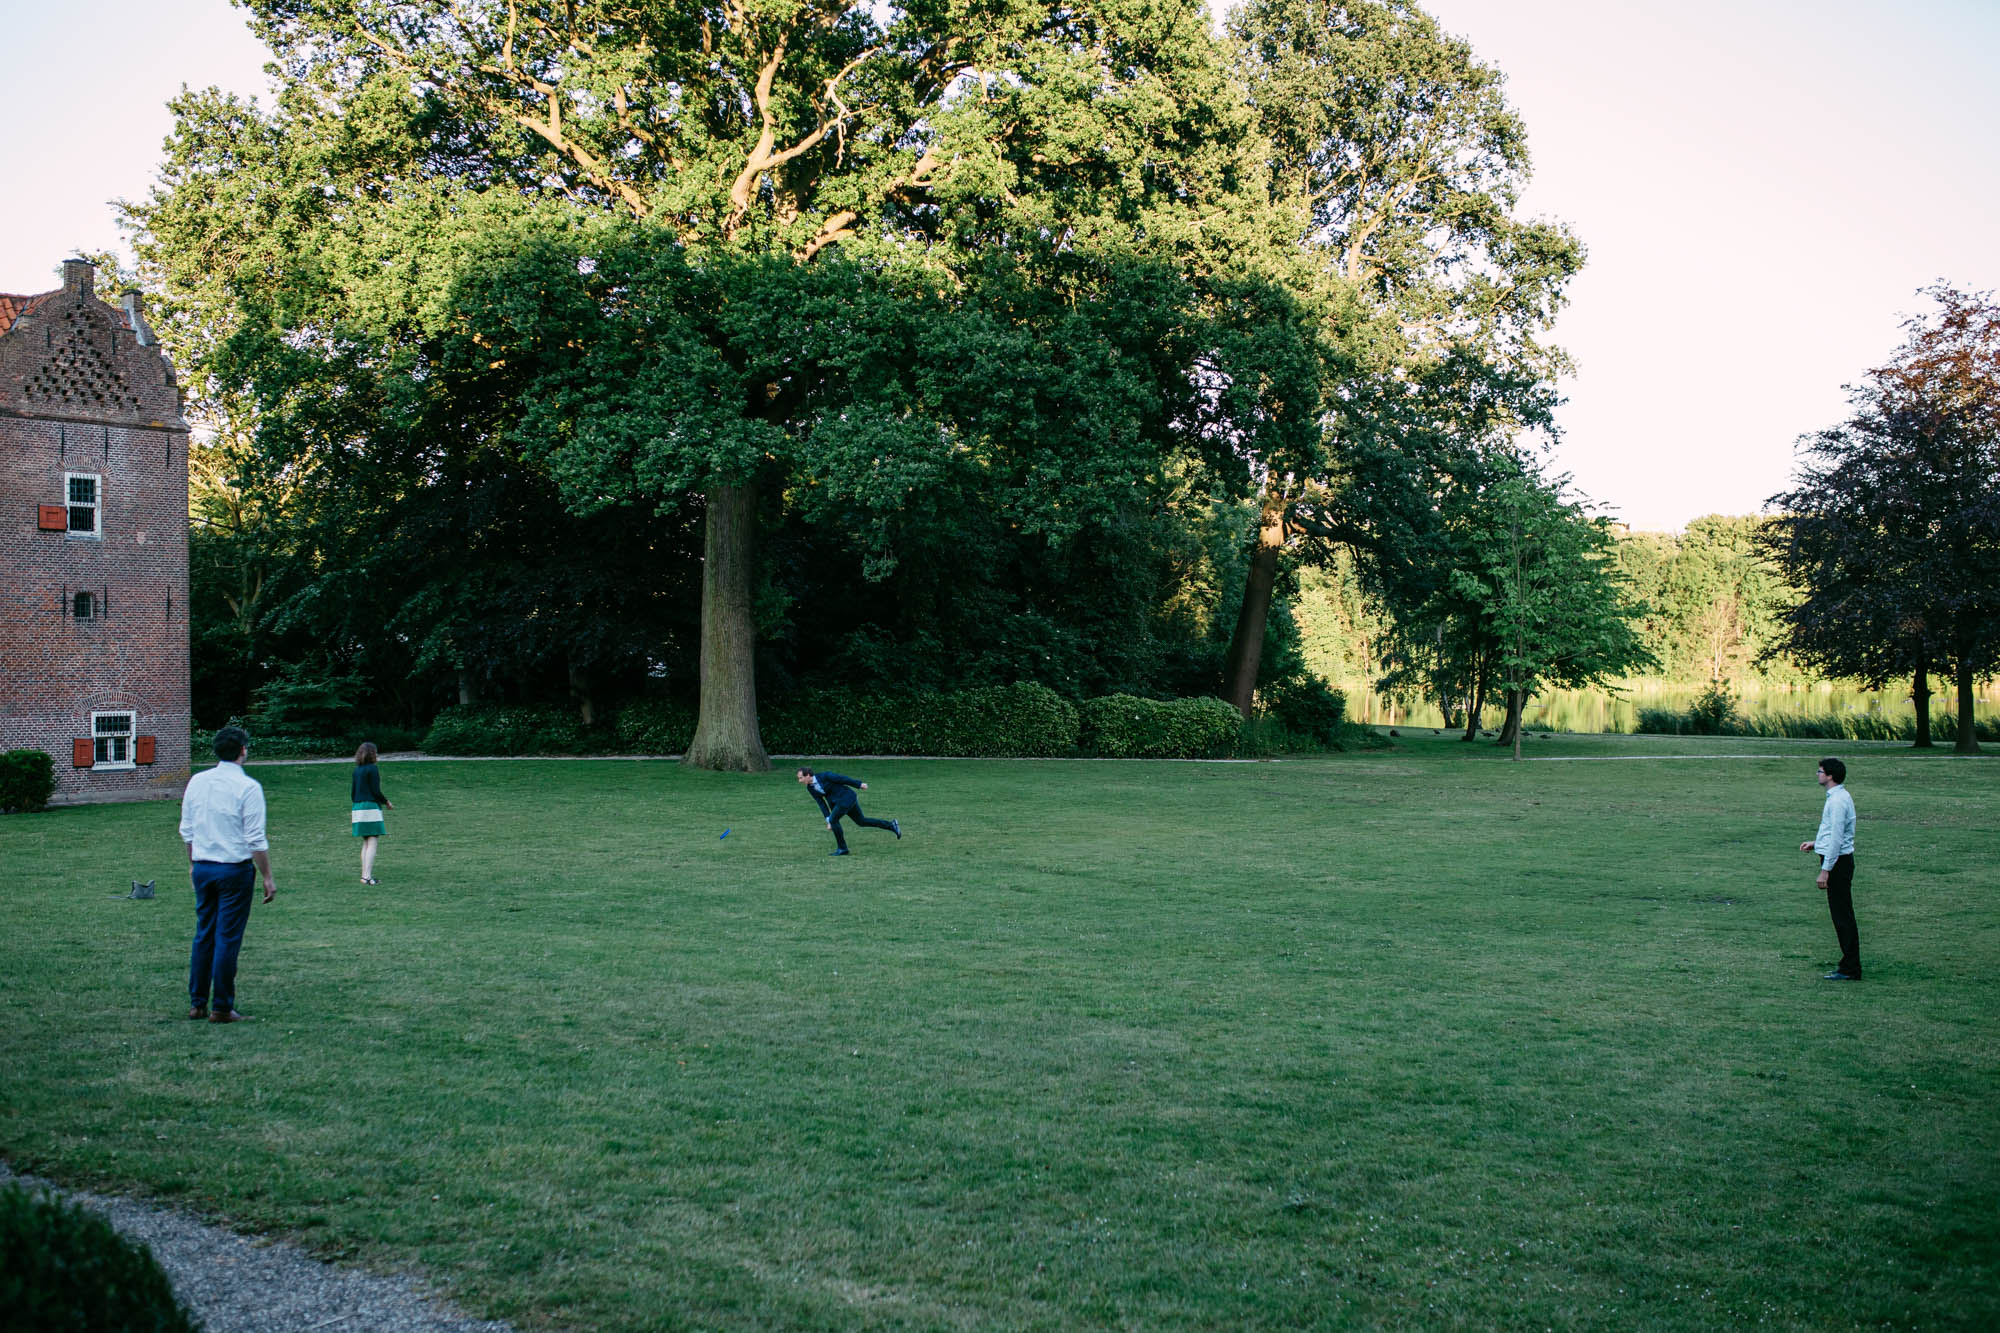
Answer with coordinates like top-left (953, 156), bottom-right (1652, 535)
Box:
top-left (3, 0), bottom-right (1995, 532)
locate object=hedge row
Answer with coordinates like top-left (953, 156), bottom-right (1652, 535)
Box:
top-left (761, 683), bottom-right (1084, 757)
top-left (422, 684), bottom-right (1261, 759)
top-left (1078, 694), bottom-right (1241, 758)
top-left (188, 722), bottom-right (427, 761)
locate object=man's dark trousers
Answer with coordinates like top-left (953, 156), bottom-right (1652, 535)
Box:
top-left (190, 860), bottom-right (256, 1013)
top-left (826, 799), bottom-right (895, 852)
top-left (1825, 853), bottom-right (1860, 977)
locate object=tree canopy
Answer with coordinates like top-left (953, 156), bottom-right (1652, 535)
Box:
top-left (1763, 285), bottom-right (2000, 753)
top-left (1211, 0), bottom-right (1584, 716)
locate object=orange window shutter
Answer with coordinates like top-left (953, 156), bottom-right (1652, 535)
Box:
top-left (39, 505), bottom-right (68, 531)
top-left (74, 738), bottom-right (95, 768)
top-left (136, 736), bottom-right (157, 764)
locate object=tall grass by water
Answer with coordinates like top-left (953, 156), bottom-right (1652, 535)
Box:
top-left (1342, 678), bottom-right (2000, 736)
top-left (2, 739), bottom-right (1996, 1330)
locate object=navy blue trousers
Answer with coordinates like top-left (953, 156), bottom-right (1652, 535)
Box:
top-left (189, 860), bottom-right (256, 1013)
top-left (827, 803), bottom-right (895, 851)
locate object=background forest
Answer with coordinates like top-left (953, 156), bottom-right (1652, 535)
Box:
top-left (84, 0), bottom-right (1987, 757)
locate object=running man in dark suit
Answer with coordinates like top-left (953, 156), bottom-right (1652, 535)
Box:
top-left (797, 768), bottom-right (901, 856)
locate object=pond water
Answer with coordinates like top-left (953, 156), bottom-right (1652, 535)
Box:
top-left (1338, 679), bottom-right (2000, 735)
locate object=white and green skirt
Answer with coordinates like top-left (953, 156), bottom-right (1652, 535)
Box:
top-left (350, 802), bottom-right (386, 838)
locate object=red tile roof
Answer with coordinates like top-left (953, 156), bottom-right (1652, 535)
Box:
top-left (0, 290), bottom-right (52, 339)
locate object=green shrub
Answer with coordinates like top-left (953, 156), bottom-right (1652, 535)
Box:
top-left (908, 683), bottom-right (1080, 757)
top-left (0, 1182), bottom-right (201, 1332)
top-left (614, 700), bottom-right (699, 754)
top-left (246, 660), bottom-right (366, 738)
top-left (1080, 694), bottom-right (1240, 759)
top-left (1261, 676), bottom-right (1347, 745)
top-left (1687, 681), bottom-right (1739, 735)
top-left (0, 750), bottom-right (57, 814)
top-left (192, 722), bottom-right (425, 762)
top-left (762, 683), bottom-right (1080, 757)
top-left (422, 705), bottom-right (595, 756)
top-left (1238, 715), bottom-right (1389, 756)
top-left (1632, 706), bottom-right (1689, 735)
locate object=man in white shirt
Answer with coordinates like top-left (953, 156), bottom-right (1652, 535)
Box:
top-left (1799, 756), bottom-right (1859, 981)
top-left (179, 727), bottom-right (276, 1022)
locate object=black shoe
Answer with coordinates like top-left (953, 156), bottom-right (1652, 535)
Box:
top-left (1821, 970), bottom-right (1860, 981)
top-left (831, 848), bottom-right (850, 856)
top-left (890, 819), bottom-right (901, 839)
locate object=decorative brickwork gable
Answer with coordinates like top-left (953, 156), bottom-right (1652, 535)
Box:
top-left (0, 259), bottom-right (192, 805)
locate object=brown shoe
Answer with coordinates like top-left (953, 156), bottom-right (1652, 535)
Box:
top-left (209, 1009), bottom-right (248, 1024)
top-left (188, 1006), bottom-right (208, 1021)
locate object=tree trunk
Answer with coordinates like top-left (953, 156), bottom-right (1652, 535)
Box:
top-left (1222, 499), bottom-right (1286, 720)
top-left (1911, 664), bottom-right (1932, 748)
top-left (683, 481), bottom-right (770, 772)
top-left (1462, 668), bottom-right (1486, 742)
top-left (1954, 657), bottom-right (1980, 755)
top-left (1497, 687), bottom-right (1525, 753)
top-left (568, 659), bottom-right (594, 728)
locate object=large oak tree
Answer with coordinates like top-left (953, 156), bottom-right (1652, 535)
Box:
top-left (138, 0), bottom-right (1286, 767)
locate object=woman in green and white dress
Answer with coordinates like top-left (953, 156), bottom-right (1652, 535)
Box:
top-left (351, 741), bottom-right (395, 885)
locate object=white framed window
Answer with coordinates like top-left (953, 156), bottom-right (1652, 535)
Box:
top-left (73, 590), bottom-right (96, 620)
top-left (66, 472), bottom-right (101, 537)
top-left (92, 711), bottom-right (135, 769)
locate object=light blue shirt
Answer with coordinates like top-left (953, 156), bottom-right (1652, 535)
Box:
top-left (1815, 783), bottom-right (1855, 871)
top-left (179, 761), bottom-right (269, 863)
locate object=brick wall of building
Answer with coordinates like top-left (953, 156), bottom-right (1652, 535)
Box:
top-left (0, 261), bottom-right (191, 804)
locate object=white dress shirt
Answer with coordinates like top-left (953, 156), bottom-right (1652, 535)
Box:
top-left (179, 761), bottom-right (269, 863)
top-left (1815, 783), bottom-right (1856, 871)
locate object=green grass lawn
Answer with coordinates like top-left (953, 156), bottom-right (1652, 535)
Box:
top-left (3, 736), bottom-right (1996, 1330)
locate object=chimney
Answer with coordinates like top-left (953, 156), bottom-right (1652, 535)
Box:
top-left (121, 290), bottom-right (156, 346)
top-left (62, 258), bottom-right (95, 298)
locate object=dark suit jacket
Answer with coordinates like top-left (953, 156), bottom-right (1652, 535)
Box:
top-left (807, 771), bottom-right (863, 818)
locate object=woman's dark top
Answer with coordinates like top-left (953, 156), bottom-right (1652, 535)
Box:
top-left (351, 763), bottom-right (387, 805)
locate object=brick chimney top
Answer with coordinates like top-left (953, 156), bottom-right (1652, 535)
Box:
top-left (120, 290), bottom-right (155, 346)
top-left (62, 258), bottom-right (95, 297)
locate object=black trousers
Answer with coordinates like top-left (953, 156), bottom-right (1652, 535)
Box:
top-left (828, 803), bottom-right (894, 851)
top-left (1825, 853), bottom-right (1860, 977)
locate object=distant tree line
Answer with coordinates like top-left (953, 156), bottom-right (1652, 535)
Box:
top-left (1294, 513), bottom-right (1801, 700)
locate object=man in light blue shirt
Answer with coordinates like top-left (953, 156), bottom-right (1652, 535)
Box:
top-left (1799, 756), bottom-right (1859, 980)
top-left (179, 727), bottom-right (276, 1022)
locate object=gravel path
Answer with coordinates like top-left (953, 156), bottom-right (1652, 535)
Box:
top-left (3, 1167), bottom-right (516, 1333)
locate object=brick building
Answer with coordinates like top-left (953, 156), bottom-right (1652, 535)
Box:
top-left (1, 259), bottom-right (191, 804)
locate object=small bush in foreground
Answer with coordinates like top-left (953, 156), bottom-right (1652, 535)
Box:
top-left (0, 1182), bottom-right (201, 1333)
top-left (0, 750), bottom-right (57, 813)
